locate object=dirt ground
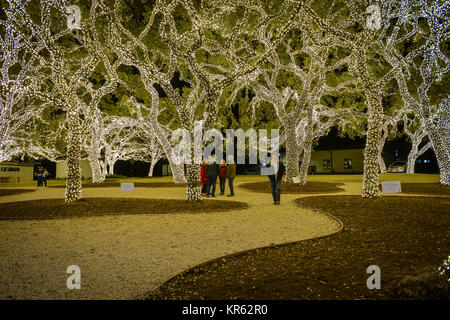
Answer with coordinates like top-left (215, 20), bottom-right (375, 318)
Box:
top-left (148, 195), bottom-right (450, 300)
top-left (0, 176), bottom-right (341, 299)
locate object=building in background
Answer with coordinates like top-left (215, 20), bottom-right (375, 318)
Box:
top-left (307, 146), bottom-right (364, 174)
top-left (55, 159), bottom-right (92, 180)
top-left (0, 161), bottom-right (35, 183)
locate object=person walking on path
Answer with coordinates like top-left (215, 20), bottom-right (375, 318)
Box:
top-left (267, 153), bottom-right (284, 205)
top-left (225, 155), bottom-right (236, 196)
top-left (219, 159), bottom-right (227, 195)
top-left (200, 160), bottom-right (208, 195)
top-left (205, 155), bottom-right (220, 197)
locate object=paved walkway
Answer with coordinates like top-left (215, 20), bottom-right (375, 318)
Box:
top-left (0, 177), bottom-right (347, 299)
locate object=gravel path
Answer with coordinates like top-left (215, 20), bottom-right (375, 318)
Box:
top-left (0, 177), bottom-right (344, 299)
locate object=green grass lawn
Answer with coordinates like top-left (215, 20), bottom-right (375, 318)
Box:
top-left (230, 173), bottom-right (441, 184)
top-left (306, 173), bottom-right (441, 184)
top-left (0, 173), bottom-right (441, 189)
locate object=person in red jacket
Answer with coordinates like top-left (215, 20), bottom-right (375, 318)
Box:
top-left (200, 160), bottom-right (208, 195)
top-left (219, 159), bottom-right (228, 195)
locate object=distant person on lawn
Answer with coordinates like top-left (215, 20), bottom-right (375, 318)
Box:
top-left (205, 155), bottom-right (220, 197)
top-left (219, 159), bottom-right (227, 195)
top-left (200, 160), bottom-right (208, 195)
top-left (43, 168), bottom-right (49, 187)
top-left (225, 155), bottom-right (236, 196)
top-left (35, 166), bottom-right (44, 187)
top-left (267, 153), bottom-right (284, 205)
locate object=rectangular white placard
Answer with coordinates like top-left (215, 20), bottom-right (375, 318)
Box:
top-left (120, 182), bottom-right (135, 192)
top-left (381, 181), bottom-right (402, 193)
top-left (292, 176), bottom-right (301, 184)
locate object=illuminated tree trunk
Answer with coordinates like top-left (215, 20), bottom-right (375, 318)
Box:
top-left (298, 110), bottom-right (313, 185)
top-left (406, 142), bottom-right (419, 174)
top-left (426, 123), bottom-right (450, 185)
top-left (378, 156), bottom-right (387, 174)
top-left (0, 112), bottom-right (11, 162)
top-left (65, 114), bottom-right (83, 202)
top-left (378, 130), bottom-right (388, 174)
top-left (88, 153), bottom-right (104, 183)
top-left (107, 160), bottom-right (115, 175)
top-left (299, 140), bottom-right (312, 185)
top-left (100, 160), bottom-right (106, 177)
top-left (285, 122), bottom-right (300, 182)
top-left (362, 95), bottom-right (383, 198)
top-left (186, 163), bottom-right (201, 201)
top-left (166, 159), bottom-right (185, 184)
top-left (151, 123), bottom-right (185, 184)
top-left (407, 141), bottom-right (431, 174)
top-left (88, 142), bottom-right (105, 183)
top-left (148, 161), bottom-right (156, 177)
top-left (103, 145), bottom-right (115, 176)
top-left (355, 39), bottom-right (382, 198)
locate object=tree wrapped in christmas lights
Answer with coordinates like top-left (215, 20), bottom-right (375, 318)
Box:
top-left (106, 0), bottom-right (306, 200)
top-left (0, 7), bottom-right (47, 162)
top-left (402, 113), bottom-right (431, 174)
top-left (286, 1), bottom-right (386, 197)
top-left (292, 0), bottom-right (449, 195)
top-left (4, 0), bottom-right (128, 200)
top-left (126, 94), bottom-right (186, 183)
top-left (249, 28), bottom-right (357, 182)
top-left (378, 0), bottom-right (449, 185)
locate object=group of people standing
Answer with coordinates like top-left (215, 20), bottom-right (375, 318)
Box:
top-left (35, 166), bottom-right (49, 187)
top-left (199, 153), bottom-right (285, 205)
top-left (200, 155), bottom-right (236, 197)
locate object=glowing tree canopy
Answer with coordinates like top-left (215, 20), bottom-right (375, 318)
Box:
top-left (103, 0), bottom-right (307, 200)
top-left (1, 0), bottom-right (448, 200)
top-left (402, 112), bottom-right (432, 174)
top-left (288, 0), bottom-right (449, 194)
top-left (4, 0), bottom-right (127, 200)
top-left (248, 29), bottom-right (359, 183)
top-left (377, 0), bottom-right (450, 185)
top-left (0, 8), bottom-right (46, 162)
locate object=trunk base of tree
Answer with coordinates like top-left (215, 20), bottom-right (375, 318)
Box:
top-left (185, 164), bottom-right (200, 201)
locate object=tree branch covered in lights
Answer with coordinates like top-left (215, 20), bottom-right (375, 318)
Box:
top-left (4, 0), bottom-right (128, 200)
top-left (377, 112), bottom-right (402, 173)
top-left (2, 0), bottom-right (448, 201)
top-left (402, 112), bottom-right (431, 174)
top-left (292, 0), bottom-right (449, 195)
top-left (105, 0), bottom-right (307, 200)
top-left (100, 117), bottom-right (154, 176)
top-left (0, 8), bottom-right (48, 162)
top-left (249, 30), bottom-right (358, 183)
top-left (377, 0), bottom-right (450, 185)
top-left (126, 95), bottom-right (186, 183)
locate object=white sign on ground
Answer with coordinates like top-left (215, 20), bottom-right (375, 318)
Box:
top-left (121, 183), bottom-right (135, 192)
top-left (381, 181), bottom-right (402, 193)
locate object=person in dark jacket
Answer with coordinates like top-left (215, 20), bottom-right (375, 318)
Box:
top-left (218, 159), bottom-right (227, 195)
top-left (225, 155), bottom-right (236, 196)
top-left (267, 153), bottom-right (284, 205)
top-left (35, 166), bottom-right (44, 187)
top-left (205, 155), bottom-right (220, 197)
